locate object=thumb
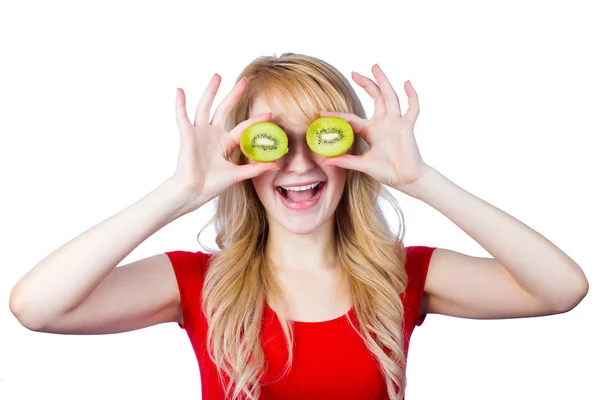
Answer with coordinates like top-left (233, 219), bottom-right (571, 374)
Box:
top-left (234, 162), bottom-right (280, 183)
top-left (322, 154), bottom-right (367, 173)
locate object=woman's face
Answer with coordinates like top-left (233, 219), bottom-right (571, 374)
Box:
top-left (247, 95), bottom-right (347, 234)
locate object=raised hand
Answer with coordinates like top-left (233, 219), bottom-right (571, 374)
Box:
top-left (320, 64), bottom-right (430, 194)
top-left (171, 74), bottom-right (279, 211)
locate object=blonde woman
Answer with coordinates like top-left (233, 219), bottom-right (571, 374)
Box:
top-left (9, 53), bottom-right (589, 400)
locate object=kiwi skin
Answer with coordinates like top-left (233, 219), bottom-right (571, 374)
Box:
top-left (306, 117), bottom-right (354, 157)
top-left (240, 122), bottom-right (289, 162)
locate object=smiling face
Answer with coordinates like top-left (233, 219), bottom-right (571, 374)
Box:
top-left (247, 95), bottom-right (347, 235)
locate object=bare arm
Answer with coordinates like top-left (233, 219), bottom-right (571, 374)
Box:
top-left (413, 167), bottom-right (588, 319)
top-left (31, 253), bottom-right (184, 334)
top-left (9, 177), bottom-right (195, 331)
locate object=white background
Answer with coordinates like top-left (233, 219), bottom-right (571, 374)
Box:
top-left (1, 0), bottom-right (598, 399)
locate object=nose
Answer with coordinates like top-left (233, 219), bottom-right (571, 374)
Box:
top-left (278, 137), bottom-right (319, 175)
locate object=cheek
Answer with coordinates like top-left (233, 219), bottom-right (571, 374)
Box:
top-left (251, 170), bottom-right (277, 198)
top-left (251, 175), bottom-right (268, 193)
top-left (325, 166), bottom-right (348, 191)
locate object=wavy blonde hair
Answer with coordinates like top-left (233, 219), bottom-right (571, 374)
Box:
top-left (196, 53), bottom-right (409, 399)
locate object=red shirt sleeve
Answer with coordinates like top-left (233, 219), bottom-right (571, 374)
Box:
top-left (165, 250), bottom-right (210, 331)
top-left (404, 246), bottom-right (436, 327)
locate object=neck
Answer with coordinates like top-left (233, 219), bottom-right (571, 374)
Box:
top-left (265, 217), bottom-right (337, 272)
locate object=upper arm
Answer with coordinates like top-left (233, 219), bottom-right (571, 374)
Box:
top-left (35, 253), bottom-right (183, 334)
top-left (422, 248), bottom-right (554, 319)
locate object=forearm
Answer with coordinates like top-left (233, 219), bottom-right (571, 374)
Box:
top-left (403, 165), bottom-right (588, 309)
top-left (9, 177), bottom-right (195, 327)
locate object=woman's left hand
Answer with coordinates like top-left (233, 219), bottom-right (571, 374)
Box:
top-left (320, 64), bottom-right (431, 194)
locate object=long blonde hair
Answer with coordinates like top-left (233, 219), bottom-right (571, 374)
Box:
top-left (197, 53), bottom-right (409, 399)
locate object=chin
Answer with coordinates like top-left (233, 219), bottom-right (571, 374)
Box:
top-left (280, 219), bottom-right (325, 235)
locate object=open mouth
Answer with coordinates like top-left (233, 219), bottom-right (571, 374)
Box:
top-left (276, 182), bottom-right (326, 203)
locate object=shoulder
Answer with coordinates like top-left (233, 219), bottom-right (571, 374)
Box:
top-left (165, 250), bottom-right (213, 275)
top-left (404, 245), bottom-right (437, 276)
top-left (164, 250), bottom-right (213, 329)
top-left (164, 250), bottom-right (213, 297)
top-left (402, 245), bottom-right (437, 325)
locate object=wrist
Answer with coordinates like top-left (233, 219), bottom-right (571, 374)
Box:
top-left (395, 164), bottom-right (441, 200)
top-left (159, 177), bottom-right (205, 219)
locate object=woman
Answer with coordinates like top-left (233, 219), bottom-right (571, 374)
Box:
top-left (9, 53), bottom-right (589, 399)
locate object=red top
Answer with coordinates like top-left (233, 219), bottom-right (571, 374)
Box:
top-left (166, 245), bottom-right (436, 400)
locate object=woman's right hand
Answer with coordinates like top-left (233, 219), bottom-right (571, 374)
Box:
top-left (169, 74), bottom-right (279, 213)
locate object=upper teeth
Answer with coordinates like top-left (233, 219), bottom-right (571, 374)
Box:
top-left (281, 182), bottom-right (320, 191)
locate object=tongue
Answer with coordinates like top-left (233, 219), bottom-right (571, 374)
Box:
top-left (286, 188), bottom-right (315, 203)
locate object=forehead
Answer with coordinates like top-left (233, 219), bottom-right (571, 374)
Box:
top-left (249, 95), bottom-right (306, 132)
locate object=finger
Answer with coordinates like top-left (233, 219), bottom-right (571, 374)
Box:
top-left (175, 88), bottom-right (193, 133)
top-left (321, 154), bottom-right (369, 174)
top-left (351, 71), bottom-right (386, 117)
top-left (211, 77), bottom-right (248, 127)
top-left (233, 161), bottom-right (280, 183)
top-left (318, 111), bottom-right (371, 143)
top-left (194, 73), bottom-right (221, 126)
top-left (403, 80), bottom-right (420, 123)
top-left (371, 64), bottom-right (401, 115)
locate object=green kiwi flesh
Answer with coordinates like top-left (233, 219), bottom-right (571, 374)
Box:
top-left (240, 122), bottom-right (289, 162)
top-left (306, 117), bottom-right (354, 157)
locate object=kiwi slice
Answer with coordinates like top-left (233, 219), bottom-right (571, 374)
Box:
top-left (240, 122), bottom-right (289, 162)
top-left (306, 117), bottom-right (354, 157)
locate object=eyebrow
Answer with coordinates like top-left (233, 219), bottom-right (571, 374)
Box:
top-left (269, 117), bottom-right (303, 131)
